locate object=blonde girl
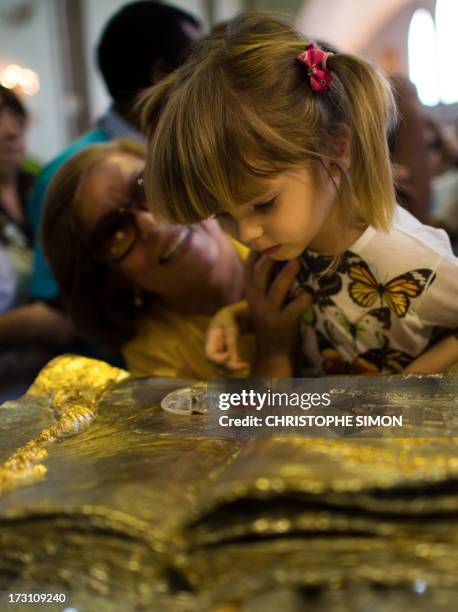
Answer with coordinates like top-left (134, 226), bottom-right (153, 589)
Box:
top-left (141, 12), bottom-right (458, 377)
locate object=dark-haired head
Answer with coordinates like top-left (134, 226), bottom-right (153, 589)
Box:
top-left (0, 85), bottom-right (27, 120)
top-left (0, 85), bottom-right (27, 177)
top-left (97, 1), bottom-right (201, 119)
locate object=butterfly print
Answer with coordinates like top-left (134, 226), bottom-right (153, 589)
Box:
top-left (323, 306), bottom-right (391, 352)
top-left (343, 255), bottom-right (435, 318)
top-left (299, 251), bottom-right (342, 309)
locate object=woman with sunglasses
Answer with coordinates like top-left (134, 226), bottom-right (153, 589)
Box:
top-left (41, 139), bottom-right (254, 379)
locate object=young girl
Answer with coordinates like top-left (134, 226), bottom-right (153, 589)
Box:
top-left (141, 12), bottom-right (458, 377)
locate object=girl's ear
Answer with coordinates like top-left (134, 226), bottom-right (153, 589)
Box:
top-left (332, 123), bottom-right (351, 171)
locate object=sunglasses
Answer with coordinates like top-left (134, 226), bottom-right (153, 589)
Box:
top-left (88, 172), bottom-right (148, 263)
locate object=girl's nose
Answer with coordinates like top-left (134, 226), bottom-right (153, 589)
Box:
top-left (237, 218), bottom-right (264, 245)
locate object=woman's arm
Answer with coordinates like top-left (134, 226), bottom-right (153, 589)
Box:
top-left (0, 302), bottom-right (74, 350)
top-left (245, 253), bottom-right (312, 377)
top-left (205, 253), bottom-right (312, 377)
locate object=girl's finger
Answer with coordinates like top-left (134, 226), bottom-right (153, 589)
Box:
top-left (223, 327), bottom-right (241, 363)
top-left (206, 327), bottom-right (229, 363)
top-left (225, 359), bottom-right (250, 371)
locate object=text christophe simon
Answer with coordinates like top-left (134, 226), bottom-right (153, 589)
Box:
top-left (216, 389), bottom-right (403, 429)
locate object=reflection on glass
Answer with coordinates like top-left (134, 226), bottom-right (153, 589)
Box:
top-left (161, 385), bottom-right (208, 415)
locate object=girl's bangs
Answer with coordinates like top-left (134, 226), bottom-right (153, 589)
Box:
top-left (162, 144), bottom-right (286, 224)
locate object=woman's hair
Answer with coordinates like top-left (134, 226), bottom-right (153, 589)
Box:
top-left (141, 11), bottom-right (397, 236)
top-left (41, 139), bottom-right (149, 350)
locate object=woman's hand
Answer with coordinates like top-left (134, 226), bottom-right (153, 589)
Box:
top-left (245, 252), bottom-right (313, 376)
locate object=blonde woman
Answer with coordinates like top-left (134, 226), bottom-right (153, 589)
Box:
top-left (41, 140), bottom-right (256, 379)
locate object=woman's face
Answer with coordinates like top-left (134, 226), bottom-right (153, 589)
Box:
top-left (0, 107), bottom-right (25, 175)
top-left (77, 151), bottom-right (232, 299)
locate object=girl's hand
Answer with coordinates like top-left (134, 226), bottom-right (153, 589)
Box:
top-left (245, 252), bottom-right (313, 373)
top-left (206, 301), bottom-right (251, 371)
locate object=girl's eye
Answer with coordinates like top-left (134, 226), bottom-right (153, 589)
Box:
top-left (253, 198), bottom-right (276, 212)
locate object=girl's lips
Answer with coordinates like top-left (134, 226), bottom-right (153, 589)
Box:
top-left (260, 244), bottom-right (282, 256)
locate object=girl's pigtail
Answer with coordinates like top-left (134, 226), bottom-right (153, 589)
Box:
top-left (330, 54), bottom-right (397, 230)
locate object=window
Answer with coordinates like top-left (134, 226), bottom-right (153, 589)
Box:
top-left (435, 0), bottom-right (458, 104)
top-left (408, 9), bottom-right (438, 106)
top-left (408, 2), bottom-right (458, 106)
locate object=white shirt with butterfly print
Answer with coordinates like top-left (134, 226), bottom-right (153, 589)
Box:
top-left (299, 205), bottom-right (458, 375)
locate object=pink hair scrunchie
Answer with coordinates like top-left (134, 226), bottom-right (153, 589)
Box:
top-left (297, 43), bottom-right (334, 92)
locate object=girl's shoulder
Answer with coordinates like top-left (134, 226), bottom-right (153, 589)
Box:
top-left (392, 205), bottom-right (454, 256)
top-left (359, 205), bottom-right (454, 260)
top-left (349, 205), bottom-right (457, 280)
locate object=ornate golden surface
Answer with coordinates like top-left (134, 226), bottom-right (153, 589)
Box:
top-left (0, 355), bottom-right (129, 494)
top-left (0, 356), bottom-right (457, 610)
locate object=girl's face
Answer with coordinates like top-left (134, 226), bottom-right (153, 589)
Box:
top-left (77, 151), bottom-right (234, 299)
top-left (216, 165), bottom-right (339, 259)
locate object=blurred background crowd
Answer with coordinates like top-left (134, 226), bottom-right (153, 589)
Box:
top-left (1, 0), bottom-right (457, 400)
